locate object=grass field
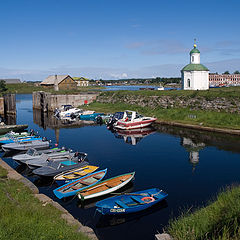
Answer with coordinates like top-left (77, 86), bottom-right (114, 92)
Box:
top-left (4, 83), bottom-right (104, 94)
top-left (0, 165), bottom-right (89, 240)
top-left (167, 185), bottom-right (240, 240)
top-left (82, 102), bottom-right (240, 130)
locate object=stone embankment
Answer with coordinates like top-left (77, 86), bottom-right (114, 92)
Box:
top-left (0, 158), bottom-right (98, 240)
top-left (97, 92), bottom-right (240, 113)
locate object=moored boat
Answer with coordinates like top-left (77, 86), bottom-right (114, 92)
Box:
top-left (2, 139), bottom-right (50, 152)
top-left (53, 169), bottom-right (107, 199)
top-left (114, 111), bottom-right (156, 130)
top-left (54, 165), bottom-right (99, 185)
top-left (95, 188), bottom-right (168, 215)
top-left (32, 152), bottom-right (88, 177)
top-left (77, 172), bottom-right (135, 201)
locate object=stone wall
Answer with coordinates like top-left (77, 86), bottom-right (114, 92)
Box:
top-left (97, 92), bottom-right (240, 113)
top-left (33, 91), bottom-right (99, 112)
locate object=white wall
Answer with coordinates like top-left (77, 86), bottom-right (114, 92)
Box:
top-left (182, 71), bottom-right (209, 90)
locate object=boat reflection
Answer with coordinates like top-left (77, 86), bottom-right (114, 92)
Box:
top-left (95, 200), bottom-right (168, 228)
top-left (112, 127), bottom-right (156, 145)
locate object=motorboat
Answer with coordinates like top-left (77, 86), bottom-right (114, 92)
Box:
top-left (26, 152), bottom-right (75, 169)
top-left (96, 188), bottom-right (168, 215)
top-left (0, 135), bottom-right (42, 145)
top-left (53, 169), bottom-right (107, 199)
top-left (78, 172), bottom-right (135, 201)
top-left (32, 152), bottom-right (88, 177)
top-left (13, 147), bottom-right (70, 163)
top-left (55, 105), bottom-right (82, 118)
top-left (106, 112), bottom-right (124, 129)
top-left (2, 139), bottom-right (50, 152)
top-left (157, 85), bottom-right (164, 91)
top-left (114, 111), bottom-right (156, 130)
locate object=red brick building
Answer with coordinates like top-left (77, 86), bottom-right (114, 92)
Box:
top-left (209, 73), bottom-right (240, 87)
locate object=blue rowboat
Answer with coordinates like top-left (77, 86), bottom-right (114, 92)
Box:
top-left (53, 169), bottom-right (107, 199)
top-left (95, 188), bottom-right (168, 215)
top-left (79, 113), bottom-right (104, 120)
top-left (0, 136), bottom-right (41, 145)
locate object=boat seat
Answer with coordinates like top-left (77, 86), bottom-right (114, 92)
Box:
top-left (79, 179), bottom-right (93, 185)
top-left (115, 200), bottom-right (128, 209)
top-left (73, 171), bottom-right (84, 175)
top-left (130, 196), bottom-right (145, 204)
top-left (71, 185), bottom-right (80, 190)
top-left (63, 175), bottom-right (74, 179)
top-left (93, 174), bottom-right (102, 180)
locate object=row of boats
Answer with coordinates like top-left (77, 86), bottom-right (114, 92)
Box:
top-left (1, 109), bottom-right (165, 215)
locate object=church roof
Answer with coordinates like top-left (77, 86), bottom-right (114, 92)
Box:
top-left (190, 48), bottom-right (200, 54)
top-left (181, 63), bottom-right (209, 72)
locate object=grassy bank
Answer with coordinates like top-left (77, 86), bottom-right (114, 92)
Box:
top-left (0, 166), bottom-right (89, 240)
top-left (82, 102), bottom-right (240, 130)
top-left (167, 185), bottom-right (240, 240)
top-left (99, 86), bottom-right (240, 100)
top-left (5, 83), bottom-right (104, 94)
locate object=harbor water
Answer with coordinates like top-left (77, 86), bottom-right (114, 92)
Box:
top-left (3, 94), bottom-right (240, 240)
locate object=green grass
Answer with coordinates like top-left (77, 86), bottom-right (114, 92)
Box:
top-left (0, 166), bottom-right (90, 240)
top-left (4, 83), bottom-right (104, 94)
top-left (99, 87), bottom-right (240, 100)
top-left (167, 185), bottom-right (240, 240)
top-left (82, 102), bottom-right (240, 130)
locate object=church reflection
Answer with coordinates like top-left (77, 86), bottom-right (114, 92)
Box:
top-left (112, 127), bottom-right (156, 146)
top-left (181, 137), bottom-right (205, 172)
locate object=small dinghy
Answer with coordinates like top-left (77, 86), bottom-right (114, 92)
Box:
top-left (26, 152), bottom-right (75, 169)
top-left (32, 152), bottom-right (88, 177)
top-left (54, 165), bottom-right (99, 185)
top-left (78, 172), bottom-right (135, 201)
top-left (53, 169), bottom-right (107, 199)
top-left (2, 139), bottom-right (50, 152)
top-left (95, 188), bottom-right (168, 215)
top-left (13, 147), bottom-right (70, 163)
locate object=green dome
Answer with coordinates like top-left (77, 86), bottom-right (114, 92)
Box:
top-left (190, 48), bottom-right (200, 54)
top-left (181, 63), bottom-right (209, 72)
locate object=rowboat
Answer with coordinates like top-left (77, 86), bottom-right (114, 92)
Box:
top-left (95, 188), bottom-right (168, 215)
top-left (53, 169), bottom-right (107, 199)
top-left (114, 111), bottom-right (156, 130)
top-left (54, 165), bottom-right (99, 185)
top-left (77, 172), bottom-right (135, 201)
top-left (0, 136), bottom-right (42, 145)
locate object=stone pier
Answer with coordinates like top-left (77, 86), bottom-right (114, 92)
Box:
top-left (33, 91), bottom-right (99, 112)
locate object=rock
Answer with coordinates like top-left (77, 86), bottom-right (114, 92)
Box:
top-left (155, 233), bottom-right (173, 240)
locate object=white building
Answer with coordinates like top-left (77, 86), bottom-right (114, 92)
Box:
top-left (181, 43), bottom-right (209, 90)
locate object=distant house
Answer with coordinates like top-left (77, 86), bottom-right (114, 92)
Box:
top-left (0, 79), bottom-right (21, 84)
top-left (40, 75), bottom-right (77, 90)
top-left (74, 77), bottom-right (89, 87)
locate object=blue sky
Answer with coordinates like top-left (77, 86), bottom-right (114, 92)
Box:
top-left (0, 0), bottom-right (240, 80)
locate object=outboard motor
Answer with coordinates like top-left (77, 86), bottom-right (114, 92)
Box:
top-left (96, 115), bottom-right (103, 125)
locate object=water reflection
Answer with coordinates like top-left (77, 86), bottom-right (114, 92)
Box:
top-left (181, 137), bottom-right (205, 172)
top-left (111, 127), bottom-right (156, 145)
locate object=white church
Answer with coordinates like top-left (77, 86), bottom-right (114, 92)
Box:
top-left (181, 42), bottom-right (209, 90)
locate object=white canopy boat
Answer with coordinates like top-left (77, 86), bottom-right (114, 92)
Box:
top-left (114, 111), bottom-right (156, 130)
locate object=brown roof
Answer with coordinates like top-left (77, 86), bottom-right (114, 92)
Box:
top-left (40, 75), bottom-right (72, 85)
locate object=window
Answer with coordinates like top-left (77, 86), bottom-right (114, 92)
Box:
top-left (187, 79), bottom-right (191, 88)
top-left (192, 56), bottom-right (194, 62)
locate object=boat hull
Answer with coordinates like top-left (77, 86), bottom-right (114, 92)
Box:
top-left (114, 118), bottom-right (156, 130)
top-left (96, 188), bottom-right (168, 215)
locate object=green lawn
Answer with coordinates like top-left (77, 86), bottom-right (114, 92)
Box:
top-left (82, 102), bottom-right (240, 130)
top-left (167, 185), bottom-right (240, 240)
top-left (0, 166), bottom-right (90, 240)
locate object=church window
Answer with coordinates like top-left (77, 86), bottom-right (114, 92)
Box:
top-left (192, 56), bottom-right (194, 62)
top-left (187, 79), bottom-right (190, 88)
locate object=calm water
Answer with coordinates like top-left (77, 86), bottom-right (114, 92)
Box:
top-left (3, 94), bottom-right (240, 240)
top-left (103, 85), bottom-right (177, 91)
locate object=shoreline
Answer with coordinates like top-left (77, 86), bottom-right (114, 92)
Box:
top-left (0, 158), bottom-right (98, 240)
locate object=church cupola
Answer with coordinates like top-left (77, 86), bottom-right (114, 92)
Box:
top-left (190, 41), bottom-right (200, 64)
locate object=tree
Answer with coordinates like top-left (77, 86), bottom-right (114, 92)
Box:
top-left (0, 80), bottom-right (7, 93)
top-left (234, 70), bottom-right (240, 74)
top-left (223, 71), bottom-right (230, 74)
